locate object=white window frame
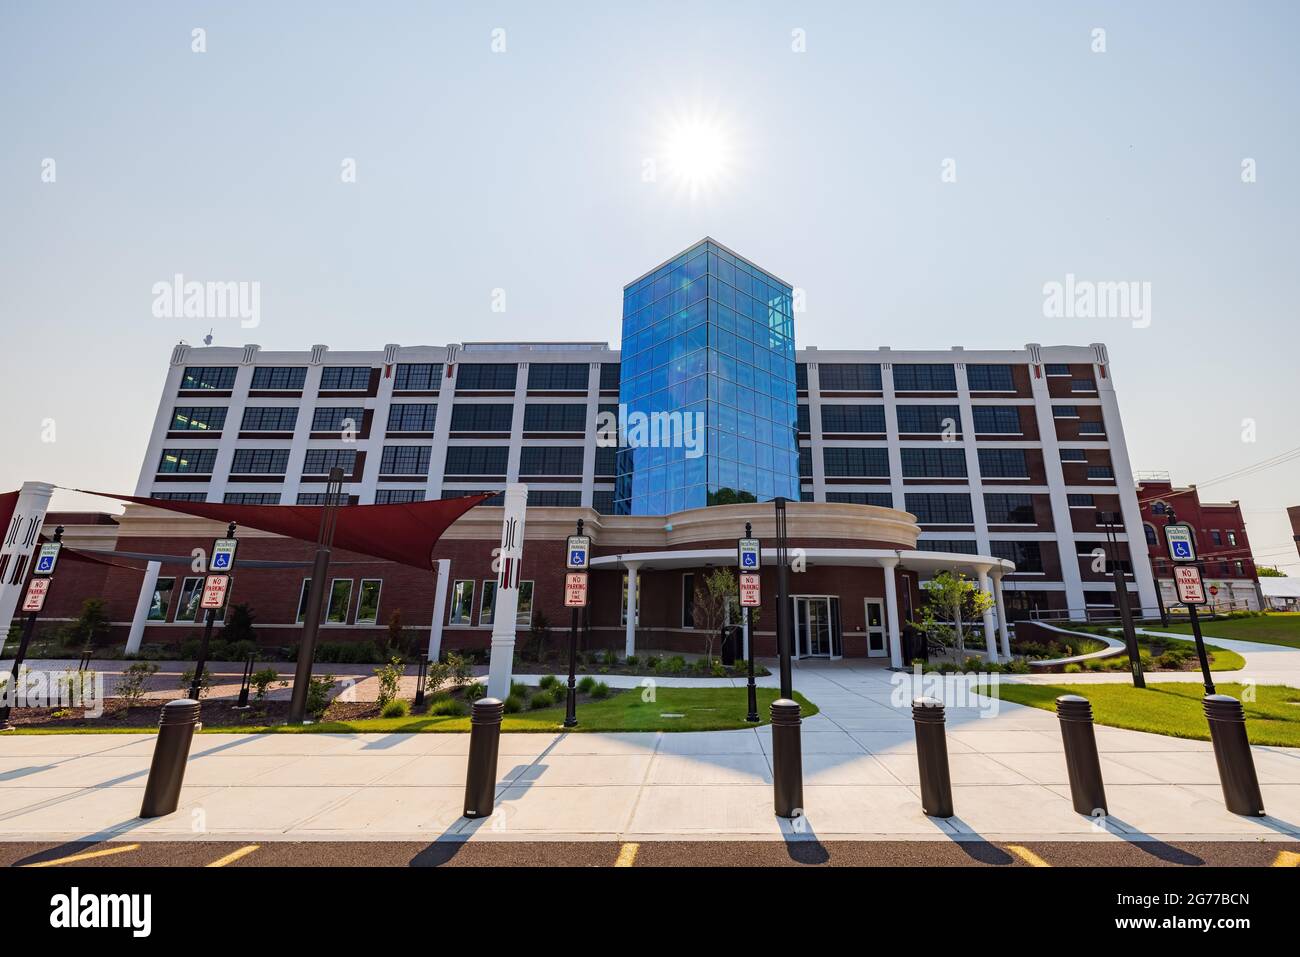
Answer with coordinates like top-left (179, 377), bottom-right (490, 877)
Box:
top-left (325, 578), bottom-right (354, 625)
top-left (356, 578), bottom-right (382, 624)
top-left (449, 579), bottom-right (475, 626)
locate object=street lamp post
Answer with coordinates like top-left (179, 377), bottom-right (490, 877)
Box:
top-left (1104, 516), bottom-right (1144, 689)
top-left (774, 497), bottom-right (793, 699)
top-left (288, 467), bottom-right (344, 723)
top-left (0, 526), bottom-right (63, 730)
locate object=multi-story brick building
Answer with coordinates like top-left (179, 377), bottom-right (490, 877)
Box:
top-left (1136, 474), bottom-right (1264, 612)
top-left (4, 240), bottom-right (1160, 661)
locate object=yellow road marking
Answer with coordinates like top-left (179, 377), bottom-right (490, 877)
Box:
top-left (207, 844), bottom-right (260, 867)
top-left (1273, 850), bottom-right (1300, 867)
top-left (1006, 844), bottom-right (1051, 868)
top-left (25, 843), bottom-right (141, 867)
top-left (614, 842), bottom-right (639, 867)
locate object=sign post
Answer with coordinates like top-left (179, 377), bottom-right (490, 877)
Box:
top-left (190, 523), bottom-right (237, 701)
top-left (739, 523), bottom-right (761, 723)
top-left (1166, 521), bottom-right (1214, 695)
top-left (563, 519), bottom-right (589, 729)
top-left (0, 526), bottom-right (64, 730)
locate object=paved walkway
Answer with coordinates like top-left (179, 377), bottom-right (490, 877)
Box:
top-left (1, 648), bottom-right (1298, 845)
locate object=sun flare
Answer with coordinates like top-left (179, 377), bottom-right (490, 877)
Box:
top-left (661, 114), bottom-right (732, 197)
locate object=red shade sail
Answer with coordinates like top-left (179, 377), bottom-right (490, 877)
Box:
top-left (69, 490), bottom-right (495, 570)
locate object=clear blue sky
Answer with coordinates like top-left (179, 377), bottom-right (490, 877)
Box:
top-left (2, 1), bottom-right (1297, 570)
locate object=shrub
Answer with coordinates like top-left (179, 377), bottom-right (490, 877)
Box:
top-left (711, 661), bottom-right (726, 677)
top-left (425, 658), bottom-right (451, 694)
top-left (1063, 663), bottom-right (1083, 674)
top-left (464, 682), bottom-right (487, 702)
top-left (529, 690), bottom-right (553, 709)
top-left (178, 667), bottom-right (215, 698)
top-left (381, 698), bottom-right (410, 718)
top-left (306, 674), bottom-right (336, 716)
top-left (504, 694), bottom-right (524, 714)
top-left (666, 656), bottom-right (687, 673)
top-left (117, 661), bottom-right (158, 705)
top-left (577, 675), bottom-right (596, 693)
top-left (602, 650), bottom-right (619, 667)
top-left (250, 667), bottom-right (286, 705)
top-left (590, 681), bottom-right (610, 699)
top-left (374, 656), bottom-right (405, 709)
top-left (428, 696), bottom-right (468, 717)
top-left (510, 680), bottom-right (529, 698)
top-left (538, 673), bottom-right (560, 690)
top-left (447, 652), bottom-right (473, 688)
top-left (1007, 659), bottom-right (1031, 674)
top-left (625, 655), bottom-right (639, 668)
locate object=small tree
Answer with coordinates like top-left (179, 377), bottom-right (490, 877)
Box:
top-left (693, 568), bottom-right (738, 664)
top-left (118, 661), bottom-right (158, 707)
top-left (922, 571), bottom-right (994, 657)
top-left (66, 598), bottom-right (112, 649)
top-left (374, 656), bottom-right (405, 709)
top-left (221, 603), bottom-right (256, 644)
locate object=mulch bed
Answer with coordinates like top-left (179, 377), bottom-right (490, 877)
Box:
top-left (6, 698), bottom-right (385, 730)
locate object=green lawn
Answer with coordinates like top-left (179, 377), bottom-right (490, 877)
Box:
top-left (12, 687), bottom-right (819, 735)
top-left (977, 681), bottom-right (1300, 747)
top-left (1154, 612), bottom-right (1300, 650)
top-left (1061, 626), bottom-right (1245, 671)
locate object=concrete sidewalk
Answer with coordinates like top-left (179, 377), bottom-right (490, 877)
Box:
top-left (1, 662), bottom-right (1297, 845)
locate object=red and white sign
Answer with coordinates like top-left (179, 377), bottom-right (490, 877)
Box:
top-left (22, 577), bottom-right (50, 612)
top-left (739, 573), bottom-right (761, 607)
top-left (1209, 585), bottom-right (1220, 597)
top-left (564, 572), bottom-right (588, 608)
top-left (1173, 565), bottom-right (1206, 605)
top-left (200, 574), bottom-right (230, 609)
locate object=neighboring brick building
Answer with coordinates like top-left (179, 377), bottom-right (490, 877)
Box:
top-left (1136, 474), bottom-right (1264, 612)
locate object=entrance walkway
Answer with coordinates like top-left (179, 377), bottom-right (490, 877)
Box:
top-left (0, 651), bottom-right (1297, 845)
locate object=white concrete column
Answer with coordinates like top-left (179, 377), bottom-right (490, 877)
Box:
top-left (125, 561), bottom-right (163, 656)
top-left (975, 564), bottom-right (998, 662)
top-left (426, 558), bottom-right (451, 661)
top-left (992, 571), bottom-right (1011, 659)
top-left (880, 557), bottom-right (903, 668)
top-left (624, 562), bottom-right (640, 657)
top-left (486, 484), bottom-right (528, 699)
top-left (0, 481), bottom-right (55, 637)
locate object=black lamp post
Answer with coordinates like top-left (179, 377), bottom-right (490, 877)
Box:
top-left (190, 521), bottom-right (237, 700)
top-left (1103, 515), bottom-right (1144, 689)
top-left (774, 497), bottom-right (793, 699)
top-left (0, 525), bottom-right (63, 730)
top-left (289, 467), bottom-right (344, 723)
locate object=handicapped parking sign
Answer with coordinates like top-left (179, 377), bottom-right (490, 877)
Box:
top-left (566, 535), bottom-right (590, 570)
top-left (1163, 524), bottom-right (1196, 563)
top-left (211, 537), bottom-right (238, 572)
top-left (737, 537), bottom-right (761, 570)
top-left (33, 542), bottom-right (61, 576)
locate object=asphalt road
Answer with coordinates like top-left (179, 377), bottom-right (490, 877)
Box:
top-left (1, 840), bottom-right (1296, 868)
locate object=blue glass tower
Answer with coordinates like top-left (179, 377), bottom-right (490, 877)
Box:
top-left (614, 239), bottom-right (799, 515)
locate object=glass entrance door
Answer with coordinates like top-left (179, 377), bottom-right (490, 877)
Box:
top-left (865, 599), bottom-right (887, 657)
top-left (793, 596), bottom-right (842, 659)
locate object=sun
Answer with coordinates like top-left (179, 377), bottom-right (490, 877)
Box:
top-left (661, 114), bottom-right (732, 198)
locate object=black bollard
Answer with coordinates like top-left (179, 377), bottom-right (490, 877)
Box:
top-left (463, 697), bottom-right (505, 818)
top-left (413, 658), bottom-right (429, 708)
top-left (770, 698), bottom-right (804, 818)
top-left (912, 696), bottom-right (953, 818)
top-left (139, 698), bottom-right (201, 818)
top-left (1203, 694), bottom-right (1265, 816)
top-left (1056, 695), bottom-right (1108, 816)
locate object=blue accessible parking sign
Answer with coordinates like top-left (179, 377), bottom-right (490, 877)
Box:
top-left (566, 535), bottom-right (590, 570)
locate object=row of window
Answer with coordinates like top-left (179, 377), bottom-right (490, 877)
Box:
top-left (806, 447), bottom-right (1035, 479)
top-left (158, 443), bottom-right (593, 478)
top-left (902, 492), bottom-right (1039, 525)
top-left (181, 362), bottom-right (620, 397)
top-left (795, 363), bottom-right (1033, 393)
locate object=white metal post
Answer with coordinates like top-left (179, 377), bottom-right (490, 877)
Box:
top-left (426, 558), bottom-right (451, 661)
top-left (125, 561), bottom-right (163, 656)
top-left (486, 484), bottom-right (528, 699)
